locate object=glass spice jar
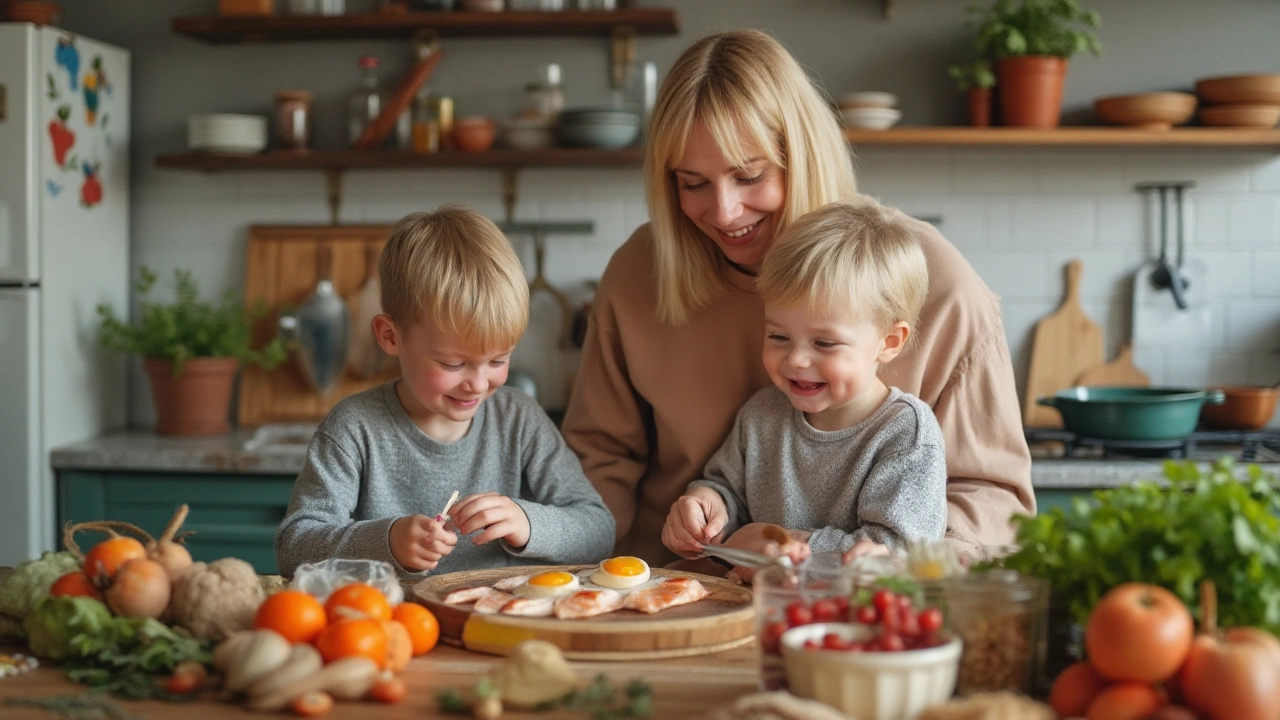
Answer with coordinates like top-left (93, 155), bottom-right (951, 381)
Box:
top-left (274, 90), bottom-right (314, 151)
top-left (943, 568), bottom-right (1048, 697)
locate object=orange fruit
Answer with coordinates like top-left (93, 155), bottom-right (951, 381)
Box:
top-left (324, 582), bottom-right (392, 624)
top-left (382, 620), bottom-right (413, 673)
top-left (82, 536), bottom-right (146, 583)
top-left (1050, 661), bottom-right (1110, 718)
top-left (254, 590), bottom-right (328, 644)
top-left (49, 571), bottom-right (103, 600)
top-left (315, 618), bottom-right (388, 668)
top-left (392, 602), bottom-right (440, 656)
top-left (1086, 682), bottom-right (1164, 720)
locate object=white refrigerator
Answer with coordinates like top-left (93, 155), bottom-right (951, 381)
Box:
top-left (0, 24), bottom-right (129, 566)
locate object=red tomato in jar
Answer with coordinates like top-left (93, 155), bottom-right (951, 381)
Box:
top-left (1085, 583), bottom-right (1193, 683)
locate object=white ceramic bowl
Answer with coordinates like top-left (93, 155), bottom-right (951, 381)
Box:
top-left (841, 107), bottom-right (902, 131)
top-left (504, 116), bottom-right (557, 150)
top-left (781, 623), bottom-right (961, 720)
top-left (839, 91), bottom-right (899, 110)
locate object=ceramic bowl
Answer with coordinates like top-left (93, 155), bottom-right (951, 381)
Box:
top-left (452, 116), bottom-right (497, 153)
top-left (503, 116), bottom-right (556, 150)
top-left (1199, 104), bottom-right (1280, 128)
top-left (1094, 92), bottom-right (1198, 130)
top-left (841, 107), bottom-right (902, 131)
top-left (1195, 74), bottom-right (1280, 106)
top-left (781, 623), bottom-right (962, 720)
top-left (1200, 385), bottom-right (1280, 431)
top-left (839, 91), bottom-right (899, 110)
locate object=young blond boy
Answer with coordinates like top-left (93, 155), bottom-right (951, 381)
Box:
top-left (662, 198), bottom-right (947, 569)
top-left (276, 206), bottom-right (615, 577)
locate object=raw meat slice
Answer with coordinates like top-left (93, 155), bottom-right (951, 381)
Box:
top-left (553, 588), bottom-right (624, 619)
top-left (493, 575), bottom-right (530, 592)
top-left (443, 585), bottom-right (501, 605)
top-left (499, 596), bottom-right (555, 617)
top-left (474, 589), bottom-right (520, 615)
top-left (623, 577), bottom-right (709, 614)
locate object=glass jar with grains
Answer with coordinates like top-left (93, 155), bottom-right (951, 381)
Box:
top-left (943, 568), bottom-right (1048, 697)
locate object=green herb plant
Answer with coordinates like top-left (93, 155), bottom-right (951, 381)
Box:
top-left (947, 59), bottom-right (996, 92)
top-left (62, 607), bottom-right (213, 700)
top-left (965, 0), bottom-right (1102, 60)
top-left (997, 459), bottom-right (1280, 632)
top-left (97, 266), bottom-right (286, 375)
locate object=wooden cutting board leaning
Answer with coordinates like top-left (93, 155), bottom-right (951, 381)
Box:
top-left (1074, 344), bottom-right (1151, 387)
top-left (411, 566), bottom-right (755, 661)
top-left (1023, 259), bottom-right (1105, 428)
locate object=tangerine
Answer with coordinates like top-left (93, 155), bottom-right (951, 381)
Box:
top-left (392, 602), bottom-right (440, 656)
top-left (49, 571), bottom-right (103, 600)
top-left (1050, 661), bottom-right (1110, 718)
top-left (324, 582), bottom-right (392, 623)
top-left (82, 536), bottom-right (146, 584)
top-left (254, 590), bottom-right (328, 644)
top-left (315, 618), bottom-right (387, 668)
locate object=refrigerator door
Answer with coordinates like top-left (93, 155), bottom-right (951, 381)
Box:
top-left (0, 24), bottom-right (39, 284)
top-left (0, 289), bottom-right (41, 567)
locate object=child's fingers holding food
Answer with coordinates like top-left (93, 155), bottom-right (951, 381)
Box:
top-left (450, 493), bottom-right (511, 535)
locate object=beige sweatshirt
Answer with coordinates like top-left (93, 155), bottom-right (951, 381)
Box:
top-left (561, 218), bottom-right (1035, 566)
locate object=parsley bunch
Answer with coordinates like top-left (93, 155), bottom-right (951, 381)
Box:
top-left (64, 615), bottom-right (212, 700)
top-left (1000, 458), bottom-right (1280, 631)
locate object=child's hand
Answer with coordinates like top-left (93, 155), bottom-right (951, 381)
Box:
top-left (662, 487), bottom-right (729, 558)
top-left (723, 523), bottom-right (812, 584)
top-left (389, 514), bottom-right (458, 572)
top-left (447, 492), bottom-right (531, 549)
top-left (841, 538), bottom-right (891, 565)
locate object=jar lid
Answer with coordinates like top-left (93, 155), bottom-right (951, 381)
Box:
top-left (275, 90), bottom-right (314, 102)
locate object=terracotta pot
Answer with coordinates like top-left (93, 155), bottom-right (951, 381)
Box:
top-left (1200, 385), bottom-right (1279, 431)
top-left (967, 87), bottom-right (993, 128)
top-left (144, 357), bottom-right (239, 436)
top-left (995, 56), bottom-right (1067, 128)
top-left (5, 1), bottom-right (60, 25)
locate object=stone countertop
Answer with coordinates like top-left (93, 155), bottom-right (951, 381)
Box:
top-left (52, 430), bottom-right (1280, 487)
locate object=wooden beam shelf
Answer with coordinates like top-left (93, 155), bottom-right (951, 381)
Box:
top-left (154, 147), bottom-right (643, 171)
top-left (170, 9), bottom-right (679, 44)
top-left (845, 126), bottom-right (1280, 148)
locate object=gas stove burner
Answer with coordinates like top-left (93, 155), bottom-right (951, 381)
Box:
top-left (1024, 427), bottom-right (1280, 461)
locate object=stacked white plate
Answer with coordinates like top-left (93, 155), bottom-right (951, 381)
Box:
top-left (187, 114), bottom-right (268, 154)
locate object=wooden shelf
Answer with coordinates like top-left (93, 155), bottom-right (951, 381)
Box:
top-left (171, 9), bottom-right (679, 44)
top-left (844, 126), bottom-right (1280, 148)
top-left (154, 147), bottom-right (643, 171)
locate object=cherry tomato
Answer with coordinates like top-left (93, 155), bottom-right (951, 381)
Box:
top-left (822, 633), bottom-right (846, 650)
top-left (919, 607), bottom-right (944, 634)
top-left (854, 605), bottom-right (878, 624)
top-left (878, 632), bottom-right (905, 652)
top-left (872, 589), bottom-right (896, 614)
top-left (832, 596), bottom-right (849, 615)
top-left (761, 620), bottom-right (788, 655)
top-left (785, 601), bottom-right (813, 628)
top-left (811, 599), bottom-right (841, 623)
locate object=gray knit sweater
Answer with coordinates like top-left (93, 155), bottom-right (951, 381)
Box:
top-left (687, 386), bottom-right (947, 552)
top-left (275, 383), bottom-right (615, 578)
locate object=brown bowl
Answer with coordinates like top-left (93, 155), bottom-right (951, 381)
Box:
top-left (1195, 74), bottom-right (1280, 105)
top-left (1094, 92), bottom-right (1197, 130)
top-left (451, 116), bottom-right (496, 153)
top-left (1199, 104), bottom-right (1280, 129)
top-left (1200, 385), bottom-right (1280, 431)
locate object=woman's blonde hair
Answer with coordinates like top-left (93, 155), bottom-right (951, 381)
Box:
top-left (645, 29), bottom-right (857, 325)
top-left (379, 206), bottom-right (529, 353)
top-left (757, 199), bottom-right (928, 340)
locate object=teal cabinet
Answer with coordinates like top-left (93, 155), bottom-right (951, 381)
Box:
top-left (1035, 488), bottom-right (1098, 515)
top-left (58, 471), bottom-right (295, 575)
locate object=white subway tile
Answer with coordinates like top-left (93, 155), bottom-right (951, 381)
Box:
top-left (985, 200), bottom-right (1012, 248)
top-left (1129, 346), bottom-right (1167, 385)
top-left (1207, 354), bottom-right (1252, 386)
top-left (1098, 197), bottom-right (1144, 248)
top-left (1041, 250), bottom-right (1144, 302)
top-left (1167, 153), bottom-right (1252, 193)
top-left (1253, 252), bottom-right (1280, 297)
top-left (1195, 251), bottom-right (1254, 298)
top-left (966, 252), bottom-right (1049, 300)
top-left (1010, 199), bottom-right (1097, 248)
top-left (1165, 355), bottom-right (1212, 387)
top-left (952, 153), bottom-right (1036, 195)
top-left (932, 199), bottom-right (986, 253)
top-left (1248, 353), bottom-right (1280, 385)
top-left (230, 171), bottom-right (325, 200)
top-left (1034, 152), bottom-right (1127, 194)
top-left (1188, 194), bottom-right (1230, 248)
top-left (1228, 196), bottom-right (1280, 247)
top-left (1252, 155), bottom-right (1280, 193)
top-left (853, 150), bottom-right (953, 194)
top-left (1226, 301), bottom-right (1280, 349)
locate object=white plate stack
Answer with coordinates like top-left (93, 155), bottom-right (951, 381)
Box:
top-left (187, 114), bottom-right (269, 154)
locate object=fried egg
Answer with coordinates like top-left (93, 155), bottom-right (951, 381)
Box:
top-left (514, 570), bottom-right (581, 598)
top-left (589, 556), bottom-right (651, 589)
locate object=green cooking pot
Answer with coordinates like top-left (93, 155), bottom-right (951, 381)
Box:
top-left (1037, 387), bottom-right (1226, 441)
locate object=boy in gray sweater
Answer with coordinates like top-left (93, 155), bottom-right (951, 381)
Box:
top-left (662, 199), bottom-right (947, 572)
top-left (276, 207), bottom-right (615, 578)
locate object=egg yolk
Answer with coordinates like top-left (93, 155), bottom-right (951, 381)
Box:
top-left (528, 571), bottom-right (576, 587)
top-left (602, 557), bottom-right (647, 577)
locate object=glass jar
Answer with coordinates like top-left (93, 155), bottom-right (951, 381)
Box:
top-left (274, 90), bottom-right (314, 151)
top-left (943, 569), bottom-right (1048, 696)
top-left (753, 555), bottom-right (848, 691)
top-left (347, 55), bottom-right (382, 147)
top-left (524, 63), bottom-right (564, 120)
top-left (411, 88), bottom-right (438, 153)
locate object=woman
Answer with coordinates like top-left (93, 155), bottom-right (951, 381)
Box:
top-left (560, 29), bottom-right (1033, 566)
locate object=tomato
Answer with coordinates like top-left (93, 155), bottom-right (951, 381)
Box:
top-left (918, 607), bottom-right (944, 634)
top-left (871, 589), bottom-right (896, 613)
top-left (163, 661), bottom-right (207, 695)
top-left (291, 691), bottom-right (334, 717)
top-left (811, 599), bottom-right (841, 623)
top-left (369, 673), bottom-right (408, 703)
top-left (784, 601), bottom-right (813, 628)
top-left (255, 590), bottom-right (327, 644)
top-left (82, 536), bottom-right (146, 584)
top-left (854, 605), bottom-right (878, 624)
top-left (49, 571), bottom-right (102, 600)
top-left (760, 620), bottom-right (788, 656)
top-left (1085, 583), bottom-right (1193, 683)
top-left (392, 603), bottom-right (440, 656)
top-left (1050, 661), bottom-right (1110, 719)
top-left (1085, 681), bottom-right (1163, 720)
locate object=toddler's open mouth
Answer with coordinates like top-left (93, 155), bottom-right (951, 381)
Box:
top-left (787, 379), bottom-right (825, 396)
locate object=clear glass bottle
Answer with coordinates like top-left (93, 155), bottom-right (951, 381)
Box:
top-left (411, 87), bottom-right (438, 153)
top-left (347, 55), bottom-right (383, 147)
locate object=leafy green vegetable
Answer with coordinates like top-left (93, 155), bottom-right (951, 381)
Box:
top-left (0, 551), bottom-right (82, 624)
top-left (63, 615), bottom-right (212, 699)
top-left (24, 597), bottom-right (113, 662)
top-left (965, 0), bottom-right (1102, 60)
top-left (998, 458), bottom-right (1280, 631)
top-left (97, 266), bottom-right (286, 375)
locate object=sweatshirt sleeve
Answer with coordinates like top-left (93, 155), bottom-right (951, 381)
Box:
top-left (509, 411), bottom-right (617, 564)
top-left (560, 282), bottom-right (652, 542)
top-left (275, 431), bottom-right (401, 578)
top-left (687, 407), bottom-right (751, 539)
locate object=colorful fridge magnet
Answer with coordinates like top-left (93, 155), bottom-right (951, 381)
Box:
top-left (83, 57), bottom-right (110, 126)
top-left (48, 105), bottom-right (75, 168)
top-left (80, 161), bottom-right (102, 208)
top-left (46, 181), bottom-right (63, 199)
top-left (55, 37), bottom-right (79, 91)
top-left (46, 73), bottom-right (58, 101)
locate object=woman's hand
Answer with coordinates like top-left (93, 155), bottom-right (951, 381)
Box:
top-left (389, 514), bottom-right (458, 572)
top-left (662, 487), bottom-right (729, 558)
top-left (723, 523), bottom-right (812, 583)
top-left (841, 538), bottom-right (891, 565)
top-left (448, 492), bottom-right (532, 549)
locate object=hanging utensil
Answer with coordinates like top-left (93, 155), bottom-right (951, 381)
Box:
top-left (281, 244), bottom-right (350, 397)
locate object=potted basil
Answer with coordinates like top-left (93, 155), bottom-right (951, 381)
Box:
top-left (97, 267), bottom-right (287, 436)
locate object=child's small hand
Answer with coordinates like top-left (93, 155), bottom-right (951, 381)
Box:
top-left (389, 514), bottom-right (458, 572)
top-left (723, 523), bottom-right (812, 584)
top-left (447, 492), bottom-right (531, 549)
top-left (841, 538), bottom-right (891, 565)
top-left (662, 487), bottom-right (729, 558)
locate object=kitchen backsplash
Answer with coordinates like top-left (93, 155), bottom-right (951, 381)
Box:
top-left (129, 149), bottom-right (1280, 423)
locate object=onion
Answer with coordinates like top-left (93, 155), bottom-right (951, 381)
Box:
top-left (148, 504), bottom-right (194, 580)
top-left (105, 557), bottom-right (172, 619)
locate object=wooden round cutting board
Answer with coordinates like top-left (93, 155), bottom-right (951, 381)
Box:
top-left (411, 565), bottom-right (756, 661)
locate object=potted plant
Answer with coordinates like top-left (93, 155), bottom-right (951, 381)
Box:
top-left (97, 266), bottom-right (287, 436)
top-left (964, 0), bottom-right (1102, 128)
top-left (948, 59), bottom-right (997, 127)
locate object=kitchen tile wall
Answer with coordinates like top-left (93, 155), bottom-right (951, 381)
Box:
top-left (132, 150), bottom-right (1280, 420)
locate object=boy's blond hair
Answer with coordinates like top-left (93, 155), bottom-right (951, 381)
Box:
top-left (379, 206), bottom-right (529, 353)
top-left (757, 199), bottom-right (928, 340)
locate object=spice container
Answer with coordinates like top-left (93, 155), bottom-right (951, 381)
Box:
top-left (411, 88), bottom-right (438, 153)
top-left (274, 90), bottom-right (314, 151)
top-left (943, 569), bottom-right (1047, 696)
